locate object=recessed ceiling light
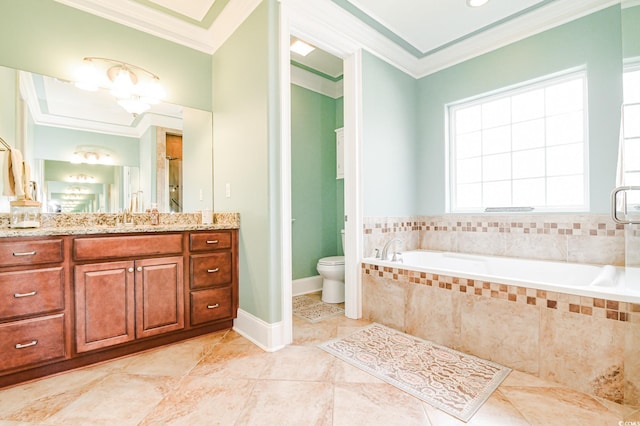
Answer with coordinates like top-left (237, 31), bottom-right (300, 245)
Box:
top-left (467, 0), bottom-right (489, 7)
top-left (290, 40), bottom-right (315, 56)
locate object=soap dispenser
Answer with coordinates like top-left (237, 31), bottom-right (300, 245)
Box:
top-left (150, 203), bottom-right (159, 225)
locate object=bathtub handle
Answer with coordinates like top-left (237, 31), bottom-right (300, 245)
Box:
top-left (611, 186), bottom-right (640, 225)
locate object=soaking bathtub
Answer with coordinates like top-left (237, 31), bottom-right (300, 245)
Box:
top-left (364, 250), bottom-right (640, 304)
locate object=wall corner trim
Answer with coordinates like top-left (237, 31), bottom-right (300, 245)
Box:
top-left (233, 309), bottom-right (287, 352)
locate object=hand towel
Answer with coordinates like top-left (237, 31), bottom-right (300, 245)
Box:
top-left (2, 148), bottom-right (24, 197)
top-left (1, 150), bottom-right (8, 196)
top-left (10, 148), bottom-right (25, 198)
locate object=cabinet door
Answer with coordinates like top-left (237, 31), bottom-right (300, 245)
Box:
top-left (75, 261), bottom-right (135, 353)
top-left (135, 256), bottom-right (184, 339)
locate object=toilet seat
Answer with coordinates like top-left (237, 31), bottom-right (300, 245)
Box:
top-left (317, 256), bottom-right (344, 266)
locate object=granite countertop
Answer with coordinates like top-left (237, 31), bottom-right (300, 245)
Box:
top-left (0, 212), bottom-right (240, 238)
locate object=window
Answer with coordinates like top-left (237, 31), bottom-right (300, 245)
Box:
top-left (448, 70), bottom-right (588, 212)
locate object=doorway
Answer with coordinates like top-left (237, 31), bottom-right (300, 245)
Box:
top-left (280, 3), bottom-right (364, 347)
top-left (165, 133), bottom-right (183, 213)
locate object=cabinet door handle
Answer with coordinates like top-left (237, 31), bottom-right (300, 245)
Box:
top-left (207, 303), bottom-right (220, 309)
top-left (206, 240), bottom-right (219, 244)
top-left (137, 266), bottom-right (143, 272)
top-left (15, 340), bottom-right (38, 349)
top-left (207, 268), bottom-right (220, 273)
top-left (14, 291), bottom-right (37, 298)
top-left (13, 251), bottom-right (36, 257)
top-left (128, 267), bottom-right (134, 272)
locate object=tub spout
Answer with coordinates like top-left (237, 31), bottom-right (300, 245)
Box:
top-left (381, 238), bottom-right (403, 261)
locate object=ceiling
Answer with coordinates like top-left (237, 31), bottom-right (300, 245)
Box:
top-left (35, 0), bottom-right (614, 131)
top-left (55, 0), bottom-right (617, 79)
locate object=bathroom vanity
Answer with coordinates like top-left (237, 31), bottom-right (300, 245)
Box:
top-left (0, 213), bottom-right (239, 388)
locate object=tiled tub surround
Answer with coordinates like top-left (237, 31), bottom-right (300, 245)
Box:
top-left (362, 263), bottom-right (640, 407)
top-left (362, 214), bottom-right (640, 408)
top-left (364, 214), bottom-right (626, 266)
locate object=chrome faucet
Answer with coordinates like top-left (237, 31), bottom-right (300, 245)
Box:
top-left (380, 238), bottom-right (403, 261)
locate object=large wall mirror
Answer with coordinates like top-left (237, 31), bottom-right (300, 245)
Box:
top-left (0, 66), bottom-right (213, 214)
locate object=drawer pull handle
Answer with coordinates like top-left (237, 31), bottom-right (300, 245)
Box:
top-left (13, 251), bottom-right (36, 257)
top-left (206, 240), bottom-right (219, 244)
top-left (207, 268), bottom-right (220, 273)
top-left (14, 291), bottom-right (37, 298)
top-left (15, 340), bottom-right (38, 349)
top-left (207, 303), bottom-right (220, 309)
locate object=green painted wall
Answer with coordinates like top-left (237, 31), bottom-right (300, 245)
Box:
top-left (0, 67), bottom-right (17, 148)
top-left (623, 4), bottom-right (640, 59)
top-left (291, 85), bottom-right (341, 279)
top-left (336, 96), bottom-right (344, 252)
top-left (0, 0), bottom-right (212, 110)
top-left (33, 126), bottom-right (139, 166)
top-left (213, 0), bottom-right (282, 323)
top-left (417, 6), bottom-right (623, 214)
top-left (362, 51), bottom-right (419, 216)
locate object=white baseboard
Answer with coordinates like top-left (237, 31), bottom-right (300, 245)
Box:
top-left (292, 275), bottom-right (323, 296)
top-left (233, 309), bottom-right (287, 352)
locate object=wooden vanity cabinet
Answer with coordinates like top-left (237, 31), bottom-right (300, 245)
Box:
top-left (73, 234), bottom-right (184, 353)
top-left (0, 229), bottom-right (238, 388)
top-left (0, 237), bottom-right (70, 376)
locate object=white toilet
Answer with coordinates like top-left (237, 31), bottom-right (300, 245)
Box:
top-left (317, 230), bottom-right (345, 303)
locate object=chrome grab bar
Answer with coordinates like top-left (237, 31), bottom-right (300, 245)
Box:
top-left (611, 186), bottom-right (640, 225)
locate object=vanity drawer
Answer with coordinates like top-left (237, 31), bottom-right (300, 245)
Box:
top-left (190, 232), bottom-right (232, 252)
top-left (0, 267), bottom-right (64, 321)
top-left (0, 239), bottom-right (64, 267)
top-left (74, 234), bottom-right (183, 261)
top-left (190, 253), bottom-right (232, 289)
top-left (190, 287), bottom-right (233, 325)
top-left (0, 314), bottom-right (66, 372)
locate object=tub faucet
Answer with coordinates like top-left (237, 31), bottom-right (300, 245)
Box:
top-left (381, 238), bottom-right (403, 261)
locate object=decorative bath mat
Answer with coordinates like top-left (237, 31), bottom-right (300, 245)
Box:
top-left (318, 323), bottom-right (511, 422)
top-left (292, 295), bottom-right (344, 323)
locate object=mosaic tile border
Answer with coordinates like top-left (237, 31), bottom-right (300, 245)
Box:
top-left (362, 263), bottom-right (639, 324)
top-left (363, 215), bottom-right (625, 238)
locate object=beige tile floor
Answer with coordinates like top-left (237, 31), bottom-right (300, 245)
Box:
top-left (0, 302), bottom-right (638, 425)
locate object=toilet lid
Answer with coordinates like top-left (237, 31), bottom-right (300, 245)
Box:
top-left (318, 256), bottom-right (344, 266)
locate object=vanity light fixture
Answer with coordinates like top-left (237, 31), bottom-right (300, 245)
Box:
top-left (290, 39), bottom-right (316, 56)
top-left (74, 57), bottom-right (166, 115)
top-left (467, 0), bottom-right (489, 7)
top-left (67, 174), bottom-right (96, 184)
top-left (70, 146), bottom-right (113, 165)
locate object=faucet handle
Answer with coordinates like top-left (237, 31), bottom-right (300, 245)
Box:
top-left (392, 252), bottom-right (403, 263)
top-left (373, 248), bottom-right (380, 258)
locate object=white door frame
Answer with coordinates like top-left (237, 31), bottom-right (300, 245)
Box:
top-left (279, 0), bottom-right (364, 345)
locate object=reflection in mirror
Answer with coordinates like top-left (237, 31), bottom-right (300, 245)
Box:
top-left (0, 66), bottom-right (213, 214)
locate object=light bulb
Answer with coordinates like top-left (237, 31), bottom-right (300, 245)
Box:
top-left (110, 68), bottom-right (135, 99)
top-left (75, 59), bottom-right (99, 91)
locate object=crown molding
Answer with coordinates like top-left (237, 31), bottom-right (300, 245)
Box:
top-left (285, 0), bottom-right (421, 78)
top-left (57, 0), bottom-right (622, 79)
top-left (291, 65), bottom-right (343, 98)
top-left (55, 0), bottom-right (215, 54)
top-left (19, 71), bottom-right (181, 139)
top-left (210, 0), bottom-right (263, 53)
top-left (413, 0), bottom-right (620, 78)
top-left (285, 0), bottom-right (621, 80)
